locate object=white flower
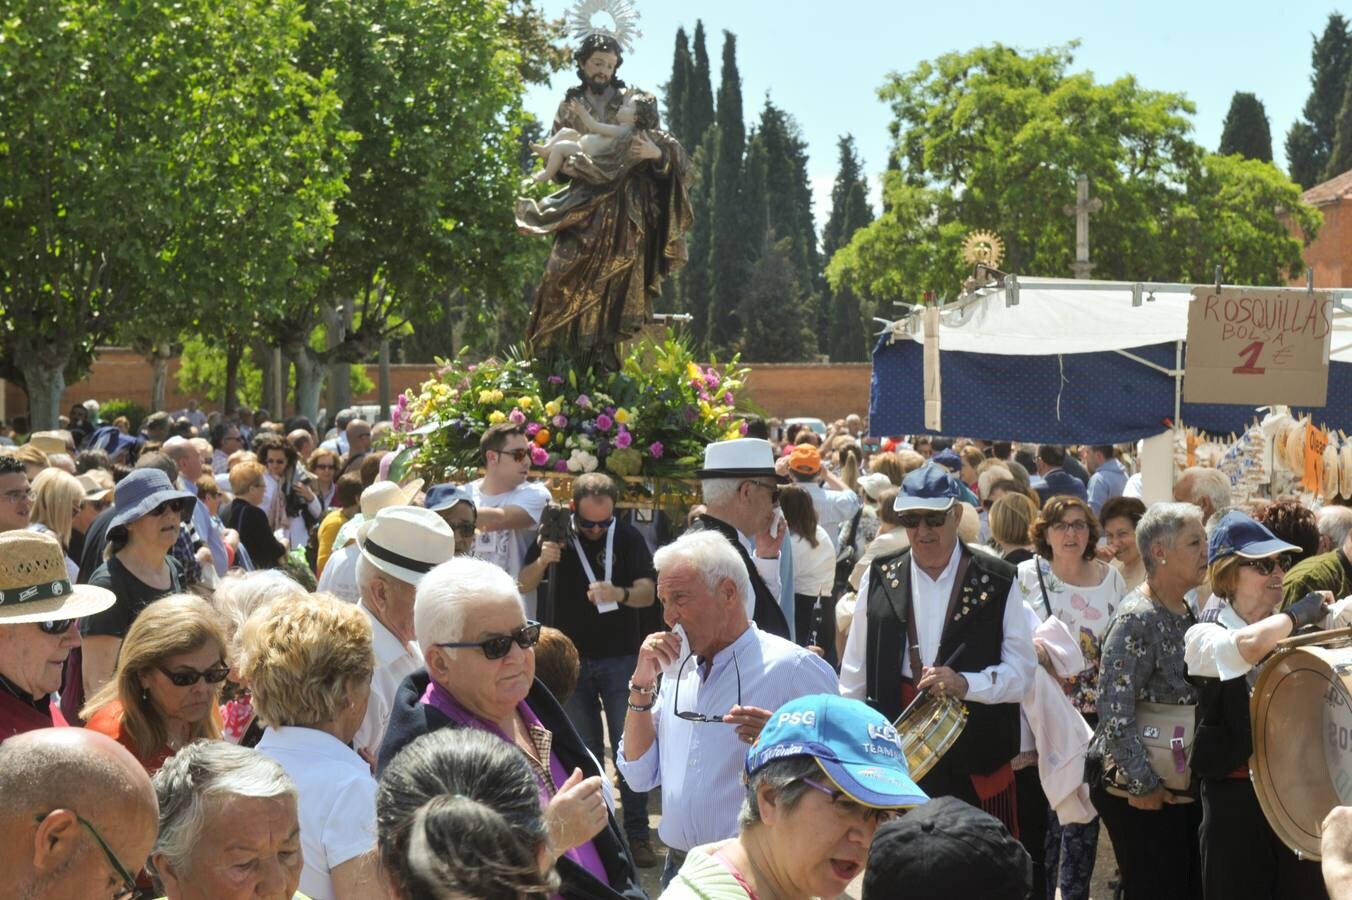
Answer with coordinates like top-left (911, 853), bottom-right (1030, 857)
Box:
top-left (567, 449), bottom-right (598, 473)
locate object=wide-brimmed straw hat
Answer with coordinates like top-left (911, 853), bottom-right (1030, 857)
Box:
top-left (0, 531), bottom-right (115, 624)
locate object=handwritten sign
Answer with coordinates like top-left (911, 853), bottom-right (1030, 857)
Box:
top-left (1183, 287), bottom-right (1333, 406)
top-left (1304, 423), bottom-right (1329, 494)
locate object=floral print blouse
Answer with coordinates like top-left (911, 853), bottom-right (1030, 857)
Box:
top-left (1017, 556), bottom-right (1125, 714)
top-left (1090, 588), bottom-right (1199, 796)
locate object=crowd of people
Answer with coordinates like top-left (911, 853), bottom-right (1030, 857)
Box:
top-left (5, 401), bottom-right (1352, 899)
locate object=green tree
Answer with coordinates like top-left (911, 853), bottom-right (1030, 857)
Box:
top-left (827, 179), bottom-right (875, 361)
top-left (1328, 74), bottom-right (1352, 180)
top-left (687, 22), bottom-right (716, 151)
top-left (683, 133), bottom-right (717, 350)
top-left (1219, 92), bottom-right (1273, 162)
top-left (664, 28), bottom-right (692, 146)
top-left (1287, 13), bottom-right (1352, 187)
top-left (739, 238), bottom-right (817, 362)
top-left (707, 31), bottom-right (747, 352)
top-left (0, 0), bottom-right (346, 428)
top-left (823, 136), bottom-right (869, 259)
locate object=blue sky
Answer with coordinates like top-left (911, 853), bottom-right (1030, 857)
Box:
top-left (525, 1), bottom-right (1344, 234)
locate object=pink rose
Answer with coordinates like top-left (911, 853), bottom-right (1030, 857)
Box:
top-left (554, 459), bottom-right (569, 472)
top-left (508, 408), bottom-right (526, 424)
top-left (615, 429), bottom-right (632, 449)
top-left (525, 422), bottom-right (542, 437)
top-left (530, 446), bottom-right (549, 467)
top-left (739, 421), bottom-right (749, 435)
top-left (595, 414), bottom-right (614, 431)
top-left (552, 414), bottom-right (568, 429)
top-left (576, 394), bottom-right (591, 408)
top-left (724, 391), bottom-right (735, 405)
top-left (649, 441), bottom-right (664, 459)
top-left (548, 375), bottom-right (564, 384)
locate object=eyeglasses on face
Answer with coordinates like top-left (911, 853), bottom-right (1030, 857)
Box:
top-left (34, 810), bottom-right (138, 900)
top-left (1, 488), bottom-right (34, 504)
top-left (898, 510), bottom-right (949, 529)
top-left (265, 455), bottom-right (288, 467)
top-left (1241, 554), bottom-right (1294, 576)
top-left (157, 661), bottom-right (230, 687)
top-left (436, 621), bottom-right (541, 660)
top-left (83, 499), bottom-right (112, 512)
top-left (741, 480), bottom-right (780, 502)
top-left (311, 462), bottom-right (336, 471)
top-left (800, 777), bottom-right (900, 825)
top-left (496, 447), bottom-right (531, 463)
top-left (673, 651), bottom-right (740, 724)
top-left (575, 513), bottom-right (614, 530)
top-left (38, 618), bottom-right (76, 636)
top-left (148, 498), bottom-right (187, 517)
top-left (1049, 519), bottom-right (1091, 534)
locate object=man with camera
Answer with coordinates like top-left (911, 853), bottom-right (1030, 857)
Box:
top-left (518, 472), bottom-right (659, 866)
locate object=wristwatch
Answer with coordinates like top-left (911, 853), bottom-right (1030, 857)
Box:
top-left (621, 587), bottom-right (630, 605)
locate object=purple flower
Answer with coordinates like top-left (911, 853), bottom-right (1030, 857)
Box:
top-left (705, 372), bottom-right (720, 388)
top-left (615, 429), bottom-right (633, 449)
top-left (467, 364), bottom-right (478, 372)
top-left (724, 391), bottom-right (735, 405)
top-left (525, 422), bottom-right (542, 437)
top-left (595, 413), bottom-right (614, 431)
top-left (508, 408), bottom-right (526, 424)
top-left (554, 459), bottom-right (569, 472)
top-left (530, 446), bottom-right (549, 467)
top-left (649, 441), bottom-right (664, 459)
top-left (548, 375), bottom-right (564, 384)
top-left (552, 414), bottom-right (568, 429)
top-left (698, 390), bottom-right (710, 402)
top-left (605, 406), bottom-right (616, 415)
top-left (576, 394), bottom-right (591, 408)
top-left (740, 421), bottom-right (749, 435)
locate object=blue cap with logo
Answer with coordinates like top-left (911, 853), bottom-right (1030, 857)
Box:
top-left (747, 694), bottom-right (929, 809)
top-left (423, 483), bottom-right (476, 513)
top-left (931, 449), bottom-right (963, 473)
top-left (895, 463), bottom-right (963, 512)
top-left (1207, 510), bottom-right (1300, 565)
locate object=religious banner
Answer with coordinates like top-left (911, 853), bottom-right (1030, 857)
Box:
top-left (1183, 287), bottom-right (1333, 406)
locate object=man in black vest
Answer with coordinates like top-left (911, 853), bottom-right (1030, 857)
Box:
top-left (686, 438), bottom-right (791, 639)
top-left (840, 463), bottom-right (1034, 819)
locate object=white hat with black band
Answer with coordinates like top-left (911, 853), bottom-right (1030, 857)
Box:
top-left (357, 506), bottom-right (456, 586)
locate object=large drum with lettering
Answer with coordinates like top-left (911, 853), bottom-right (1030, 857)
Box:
top-left (1250, 627), bottom-right (1352, 861)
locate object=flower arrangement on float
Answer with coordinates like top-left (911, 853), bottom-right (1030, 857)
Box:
top-left (391, 332), bottom-right (752, 484)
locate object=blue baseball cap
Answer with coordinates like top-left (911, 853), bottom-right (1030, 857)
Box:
top-left (895, 463), bottom-right (962, 512)
top-left (422, 483), bottom-right (476, 513)
top-left (931, 449), bottom-right (963, 473)
top-left (747, 694), bottom-right (928, 809)
top-left (1207, 510), bottom-right (1300, 565)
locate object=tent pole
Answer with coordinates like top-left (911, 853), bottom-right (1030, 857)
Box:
top-left (1174, 340), bottom-right (1183, 428)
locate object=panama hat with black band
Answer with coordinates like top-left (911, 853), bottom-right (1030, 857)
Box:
top-left (357, 506), bottom-right (457, 586)
top-left (696, 438), bottom-right (778, 479)
top-left (0, 531), bottom-right (115, 624)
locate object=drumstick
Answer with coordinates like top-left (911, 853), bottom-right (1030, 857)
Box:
top-left (896, 642), bottom-right (967, 724)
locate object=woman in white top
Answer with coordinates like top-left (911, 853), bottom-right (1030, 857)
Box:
top-left (1015, 495), bottom-right (1125, 900)
top-left (243, 593), bottom-right (382, 900)
top-left (779, 485), bottom-right (837, 665)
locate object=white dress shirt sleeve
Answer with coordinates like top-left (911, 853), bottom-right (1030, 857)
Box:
top-left (961, 581), bottom-right (1036, 705)
top-left (839, 568), bottom-right (871, 699)
top-left (754, 553), bottom-right (781, 599)
top-left (1184, 621), bottom-right (1252, 681)
top-left (615, 694), bottom-right (664, 793)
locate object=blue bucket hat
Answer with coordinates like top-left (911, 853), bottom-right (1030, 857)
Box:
top-left (422, 483), bottom-right (476, 513)
top-left (108, 468), bottom-right (197, 531)
top-left (1207, 510), bottom-right (1300, 565)
top-left (895, 463), bottom-right (963, 512)
top-left (747, 694), bottom-right (928, 809)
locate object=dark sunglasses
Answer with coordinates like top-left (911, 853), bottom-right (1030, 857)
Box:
top-left (157, 661), bottom-right (230, 687)
top-left (437, 621), bottom-right (542, 660)
top-left (741, 480), bottom-right (781, 502)
top-left (38, 618), bottom-right (75, 635)
top-left (311, 462), bottom-right (336, 471)
top-left (673, 651), bottom-right (741, 724)
top-left (83, 499), bottom-right (111, 512)
top-left (497, 447), bottom-right (531, 463)
top-left (575, 514), bottom-right (614, 530)
top-left (149, 498), bottom-right (187, 517)
top-left (1241, 554), bottom-right (1294, 576)
top-left (899, 510), bottom-right (950, 529)
top-left (35, 811), bottom-right (138, 900)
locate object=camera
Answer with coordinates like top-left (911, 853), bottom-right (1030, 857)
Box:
top-left (539, 503), bottom-right (574, 546)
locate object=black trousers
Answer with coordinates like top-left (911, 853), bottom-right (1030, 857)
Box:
top-left (1015, 764), bottom-right (1049, 900)
top-left (793, 592), bottom-right (837, 668)
top-left (1199, 777), bottom-right (1327, 900)
top-left (1091, 781), bottom-right (1202, 900)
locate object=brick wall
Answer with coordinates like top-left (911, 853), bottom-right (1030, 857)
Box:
top-left (1294, 199), bottom-right (1352, 288)
top-left (2, 350), bottom-right (874, 425)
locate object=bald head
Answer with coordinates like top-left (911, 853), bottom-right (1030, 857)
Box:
top-left (1, 729), bottom-right (158, 899)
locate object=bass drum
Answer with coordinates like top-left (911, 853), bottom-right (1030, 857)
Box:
top-left (1250, 627), bottom-right (1352, 860)
top-left (894, 693), bottom-right (968, 782)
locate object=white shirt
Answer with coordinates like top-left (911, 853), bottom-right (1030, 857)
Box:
top-left (801, 482), bottom-right (861, 552)
top-left (256, 726), bottom-right (377, 900)
top-left (468, 479), bottom-right (552, 613)
top-left (1184, 602), bottom-right (1252, 681)
top-left (616, 624), bottom-right (839, 852)
top-left (790, 527), bottom-right (836, 597)
top-left (316, 543), bottom-right (361, 602)
top-left (840, 542), bottom-right (1034, 705)
top-left (353, 603), bottom-right (424, 760)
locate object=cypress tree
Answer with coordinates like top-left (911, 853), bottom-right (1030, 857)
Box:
top-left (1287, 13), bottom-right (1352, 187)
top-left (707, 31), bottom-right (746, 352)
top-left (683, 131), bottom-right (717, 350)
top-left (664, 28), bottom-right (692, 144)
top-left (823, 136), bottom-right (866, 259)
top-left (827, 181), bottom-right (875, 361)
top-left (687, 22), bottom-right (716, 151)
top-left (740, 238), bottom-right (817, 362)
top-left (1329, 76), bottom-right (1352, 179)
top-left (737, 131), bottom-right (770, 339)
top-left (1219, 92), bottom-right (1273, 162)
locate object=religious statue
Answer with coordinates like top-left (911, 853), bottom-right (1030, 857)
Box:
top-left (516, 3), bottom-right (693, 367)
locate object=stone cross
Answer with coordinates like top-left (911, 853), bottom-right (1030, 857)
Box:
top-left (1064, 174), bottom-right (1103, 279)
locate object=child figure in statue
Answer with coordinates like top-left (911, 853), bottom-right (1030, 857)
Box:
top-left (529, 94), bottom-right (661, 184)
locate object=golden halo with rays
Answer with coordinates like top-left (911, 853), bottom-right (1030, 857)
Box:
top-left (566, 0), bottom-right (643, 54)
top-left (961, 230), bottom-right (1005, 269)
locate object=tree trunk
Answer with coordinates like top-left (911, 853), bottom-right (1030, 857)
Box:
top-left (378, 338), bottom-right (391, 420)
top-left (292, 347), bottom-right (326, 424)
top-left (223, 337), bottom-right (242, 413)
top-left (149, 342), bottom-right (171, 412)
top-left (271, 347), bottom-right (285, 419)
top-left (255, 343), bottom-right (276, 415)
top-left (18, 360), bottom-right (65, 431)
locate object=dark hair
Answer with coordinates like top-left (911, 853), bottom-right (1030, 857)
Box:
top-left (566, 33), bottom-right (626, 101)
top-left (992, 441), bottom-right (1012, 460)
top-left (1031, 496), bottom-right (1100, 561)
top-left (778, 484), bottom-right (819, 547)
top-left (251, 432), bottom-right (295, 468)
top-left (377, 730), bottom-right (558, 900)
top-left (208, 421), bottom-right (236, 450)
top-left (357, 451), bottom-right (388, 486)
top-left (1037, 444), bottom-right (1066, 467)
top-left (1098, 496), bottom-right (1146, 530)
top-left (76, 449), bottom-right (112, 475)
top-left (1090, 444), bottom-right (1115, 459)
top-left (629, 93), bottom-right (659, 130)
top-left (0, 454), bottom-right (23, 478)
top-left (334, 471), bottom-right (364, 508)
top-left (533, 627), bottom-right (580, 705)
top-left (572, 472), bottom-right (619, 503)
top-left (741, 415), bottom-right (769, 440)
top-left (142, 411), bottom-right (172, 435)
top-left (1253, 499), bottom-right (1320, 563)
top-left (479, 422), bottom-right (527, 460)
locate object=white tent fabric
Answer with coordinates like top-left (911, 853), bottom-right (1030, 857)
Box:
top-left (884, 277), bottom-right (1352, 363)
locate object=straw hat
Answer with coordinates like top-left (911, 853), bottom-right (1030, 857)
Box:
top-left (27, 432), bottom-right (67, 455)
top-left (358, 478), bottom-right (425, 518)
top-left (0, 531), bottom-right (115, 624)
top-left (1324, 440), bottom-right (1341, 499)
top-left (78, 472), bottom-right (113, 503)
top-left (1285, 422), bottom-right (1307, 475)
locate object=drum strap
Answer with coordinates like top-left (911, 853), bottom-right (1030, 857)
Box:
top-left (905, 551), bottom-right (972, 678)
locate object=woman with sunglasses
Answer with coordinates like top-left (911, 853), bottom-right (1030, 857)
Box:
top-left (244, 591), bottom-right (382, 900)
top-left (379, 555), bottom-right (646, 900)
top-left (81, 467), bottom-right (197, 698)
top-left (224, 459), bottom-right (289, 570)
top-left (308, 446), bottom-right (341, 511)
top-left (82, 593), bottom-right (227, 773)
top-left (1184, 511), bottom-right (1331, 899)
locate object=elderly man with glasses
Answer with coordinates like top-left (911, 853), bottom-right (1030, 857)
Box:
top-left (840, 463), bottom-right (1035, 826)
top-left (618, 529), bottom-right (839, 889)
top-left (378, 555), bottom-right (646, 900)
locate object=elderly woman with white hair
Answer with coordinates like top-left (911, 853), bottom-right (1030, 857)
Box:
top-left (149, 739), bottom-right (308, 899)
top-left (377, 555), bottom-right (645, 900)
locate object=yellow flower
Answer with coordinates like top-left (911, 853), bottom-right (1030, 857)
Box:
top-left (518, 396), bottom-right (533, 410)
top-left (544, 399), bottom-right (561, 417)
top-left (686, 361), bottom-right (702, 382)
top-left (614, 408), bottom-right (630, 425)
top-left (478, 389), bottom-right (495, 404)
top-left (492, 389), bottom-right (504, 403)
top-left (488, 410), bottom-right (507, 425)
top-left (724, 424), bottom-right (743, 441)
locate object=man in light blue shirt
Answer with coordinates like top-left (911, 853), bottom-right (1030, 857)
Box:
top-left (1082, 445), bottom-right (1128, 516)
top-left (617, 529), bottom-right (838, 888)
top-left (162, 438), bottom-right (227, 577)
